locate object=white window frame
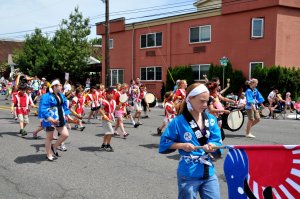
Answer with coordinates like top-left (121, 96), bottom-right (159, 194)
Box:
top-left (190, 64), bottom-right (210, 81)
top-left (140, 66), bottom-right (162, 81)
top-left (110, 69), bottom-right (124, 86)
top-left (249, 62), bottom-right (264, 79)
top-left (140, 32), bottom-right (163, 49)
top-left (189, 25), bottom-right (211, 44)
top-left (251, 18), bottom-right (264, 38)
top-left (109, 39), bottom-right (114, 49)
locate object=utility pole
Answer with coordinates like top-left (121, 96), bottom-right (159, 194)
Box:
top-left (104, 0), bottom-right (110, 87)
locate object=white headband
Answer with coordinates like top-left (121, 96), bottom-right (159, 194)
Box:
top-left (51, 80), bottom-right (60, 87)
top-left (186, 84), bottom-right (209, 111)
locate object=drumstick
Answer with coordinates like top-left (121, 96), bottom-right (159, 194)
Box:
top-left (194, 145), bottom-right (228, 150)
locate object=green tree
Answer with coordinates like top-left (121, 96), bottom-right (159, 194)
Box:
top-left (53, 7), bottom-right (91, 82)
top-left (13, 28), bottom-right (54, 78)
top-left (166, 65), bottom-right (194, 91)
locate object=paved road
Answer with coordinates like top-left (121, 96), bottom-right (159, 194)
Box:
top-left (0, 95), bottom-right (299, 199)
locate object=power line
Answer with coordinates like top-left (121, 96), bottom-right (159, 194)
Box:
top-left (0, 0), bottom-right (195, 36)
top-left (0, 0), bottom-right (257, 39)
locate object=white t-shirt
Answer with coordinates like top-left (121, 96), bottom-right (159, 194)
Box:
top-left (268, 91), bottom-right (276, 100)
top-left (64, 83), bottom-right (72, 93)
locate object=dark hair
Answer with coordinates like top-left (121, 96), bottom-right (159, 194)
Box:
top-left (206, 81), bottom-right (218, 93)
top-left (211, 77), bottom-right (220, 82)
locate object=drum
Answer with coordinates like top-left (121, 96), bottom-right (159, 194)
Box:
top-left (222, 109), bottom-right (244, 131)
top-left (260, 107), bottom-right (270, 117)
top-left (145, 93), bottom-right (156, 107)
top-left (119, 94), bottom-right (128, 103)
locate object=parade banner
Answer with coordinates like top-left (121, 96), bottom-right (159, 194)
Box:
top-left (224, 145), bottom-right (300, 199)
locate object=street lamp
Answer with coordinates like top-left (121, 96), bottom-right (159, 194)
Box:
top-left (220, 56), bottom-right (229, 89)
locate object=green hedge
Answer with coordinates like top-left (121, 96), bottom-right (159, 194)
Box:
top-left (165, 64), bottom-right (300, 101)
top-left (208, 62), bottom-right (246, 96)
top-left (166, 65), bottom-right (194, 91)
top-left (252, 66), bottom-right (300, 100)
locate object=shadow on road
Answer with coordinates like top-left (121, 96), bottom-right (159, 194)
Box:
top-left (224, 134), bottom-right (246, 138)
top-left (139, 143), bottom-right (158, 149)
top-left (0, 131), bottom-right (20, 138)
top-left (14, 154), bottom-right (47, 164)
top-left (30, 144), bottom-right (45, 152)
top-left (78, 146), bottom-right (104, 152)
top-left (166, 154), bottom-right (180, 161)
top-left (95, 133), bottom-right (105, 137)
top-left (150, 133), bottom-right (161, 137)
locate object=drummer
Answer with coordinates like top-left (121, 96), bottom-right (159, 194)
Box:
top-left (141, 85), bottom-right (150, 118)
top-left (173, 80), bottom-right (187, 113)
top-left (113, 83), bottom-right (130, 138)
top-left (206, 81), bottom-right (237, 140)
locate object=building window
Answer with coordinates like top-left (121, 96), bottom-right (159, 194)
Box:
top-left (249, 62), bottom-right (263, 79)
top-left (190, 25), bottom-right (211, 43)
top-left (109, 39), bottom-right (113, 49)
top-left (191, 64), bottom-right (210, 80)
top-left (140, 67), bottom-right (162, 81)
top-left (251, 18), bottom-right (264, 38)
top-left (140, 32), bottom-right (162, 48)
top-left (110, 69), bottom-right (124, 86)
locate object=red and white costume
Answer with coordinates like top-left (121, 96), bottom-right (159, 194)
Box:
top-left (114, 91), bottom-right (129, 118)
top-left (72, 95), bottom-right (86, 115)
top-left (101, 99), bottom-right (116, 121)
top-left (86, 91), bottom-right (101, 109)
top-left (13, 92), bottom-right (33, 115)
top-left (164, 101), bottom-right (176, 125)
top-left (173, 89), bottom-right (186, 103)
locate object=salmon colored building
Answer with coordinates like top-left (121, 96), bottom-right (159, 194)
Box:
top-left (96, 0), bottom-right (300, 98)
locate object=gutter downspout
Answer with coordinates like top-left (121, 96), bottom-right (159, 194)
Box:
top-left (131, 23), bottom-right (135, 81)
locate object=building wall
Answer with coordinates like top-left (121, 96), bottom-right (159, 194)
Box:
top-left (275, 7), bottom-right (300, 67)
top-left (98, 1), bottom-right (300, 96)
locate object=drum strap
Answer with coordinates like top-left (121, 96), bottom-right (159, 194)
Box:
top-left (182, 110), bottom-right (210, 179)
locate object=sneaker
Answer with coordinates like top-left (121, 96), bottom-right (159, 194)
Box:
top-left (78, 126), bottom-right (85, 131)
top-left (157, 128), bottom-right (162, 135)
top-left (14, 117), bottom-right (18, 120)
top-left (134, 123), bottom-right (140, 128)
top-left (123, 133), bottom-right (129, 138)
top-left (114, 132), bottom-right (120, 137)
top-left (105, 144), bottom-right (114, 152)
top-left (137, 121), bottom-right (143, 125)
top-left (21, 130), bottom-right (27, 137)
top-left (245, 134), bottom-right (256, 138)
top-left (100, 144), bottom-right (106, 151)
top-left (58, 143), bottom-right (67, 151)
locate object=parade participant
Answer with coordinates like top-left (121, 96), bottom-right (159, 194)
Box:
top-left (113, 83), bottom-right (129, 138)
top-left (132, 84), bottom-right (144, 125)
top-left (70, 88), bottom-right (86, 131)
top-left (99, 87), bottom-right (116, 152)
top-left (97, 84), bottom-right (106, 99)
top-left (86, 86), bottom-right (101, 123)
top-left (5, 79), bottom-right (13, 100)
top-left (173, 80), bottom-right (187, 113)
top-left (11, 84), bottom-right (37, 136)
top-left (203, 75), bottom-right (230, 95)
top-left (206, 82), bottom-right (233, 140)
top-left (159, 83), bottom-right (222, 199)
top-left (157, 92), bottom-right (176, 135)
top-left (135, 77), bottom-right (143, 87)
top-left (11, 85), bottom-right (19, 120)
top-left (245, 78), bottom-right (265, 138)
top-left (141, 85), bottom-right (150, 118)
top-left (38, 79), bottom-right (74, 161)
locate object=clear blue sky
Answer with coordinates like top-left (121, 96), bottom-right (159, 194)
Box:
top-left (0, 0), bottom-right (196, 41)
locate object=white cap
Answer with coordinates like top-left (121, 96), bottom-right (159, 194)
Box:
top-left (51, 80), bottom-right (60, 87)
